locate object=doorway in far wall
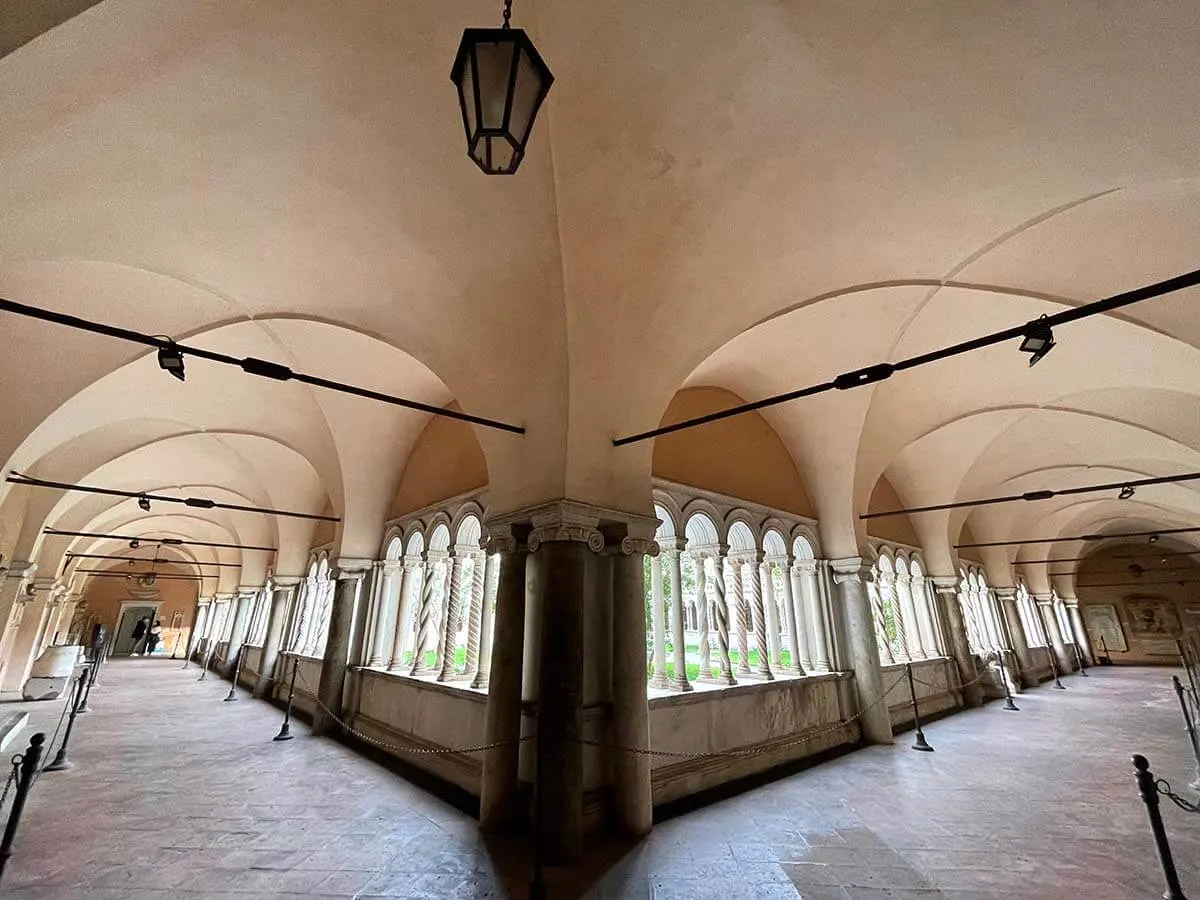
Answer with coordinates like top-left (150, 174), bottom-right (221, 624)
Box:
top-left (113, 604), bottom-right (160, 656)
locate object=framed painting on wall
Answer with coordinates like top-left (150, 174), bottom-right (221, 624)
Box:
top-left (1125, 596), bottom-right (1183, 638)
top-left (1082, 604), bottom-right (1127, 652)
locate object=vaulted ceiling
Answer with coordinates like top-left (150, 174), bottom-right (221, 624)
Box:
top-left (1, 0), bottom-right (1197, 590)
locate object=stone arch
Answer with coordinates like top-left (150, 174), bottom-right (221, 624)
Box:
top-left (684, 511), bottom-right (721, 550)
top-left (680, 498), bottom-right (726, 545)
top-left (763, 528), bottom-right (788, 560)
top-left (727, 520), bottom-right (757, 554)
top-left (428, 523), bottom-right (452, 553)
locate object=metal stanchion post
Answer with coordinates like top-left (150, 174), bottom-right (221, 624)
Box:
top-left (75, 662), bottom-right (96, 714)
top-left (995, 652), bottom-right (1019, 711)
top-left (1047, 649), bottom-right (1066, 690)
top-left (224, 651), bottom-right (244, 702)
top-left (273, 657), bottom-right (299, 742)
top-left (905, 663), bottom-right (934, 752)
top-left (1098, 634), bottom-right (1112, 665)
top-left (1073, 642), bottom-right (1089, 677)
top-left (198, 642), bottom-right (215, 682)
top-left (529, 719), bottom-right (545, 900)
top-left (1178, 640), bottom-right (1200, 708)
top-left (1131, 755), bottom-right (1189, 900)
top-left (0, 732), bottom-right (46, 885)
top-left (44, 671), bottom-right (88, 772)
top-left (1171, 676), bottom-right (1200, 793)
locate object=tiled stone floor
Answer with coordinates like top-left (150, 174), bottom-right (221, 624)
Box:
top-left (2, 659), bottom-right (1197, 899)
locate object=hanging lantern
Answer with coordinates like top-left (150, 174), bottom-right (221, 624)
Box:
top-left (450, 0), bottom-right (554, 175)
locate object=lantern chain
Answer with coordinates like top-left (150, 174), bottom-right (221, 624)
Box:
top-left (502, 0), bottom-right (512, 29)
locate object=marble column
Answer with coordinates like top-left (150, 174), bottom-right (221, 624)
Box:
top-left (830, 559), bottom-right (892, 744)
top-left (190, 600), bottom-right (211, 659)
top-left (994, 587), bottom-right (1034, 688)
top-left (463, 552), bottom-right (486, 680)
top-left (797, 561), bottom-right (831, 671)
top-left (0, 562), bottom-right (36, 683)
top-left (1064, 598), bottom-right (1094, 665)
top-left (778, 562), bottom-right (804, 674)
top-left (663, 542), bottom-right (691, 691)
top-left (931, 576), bottom-right (984, 707)
top-left (470, 553), bottom-right (501, 689)
top-left (1, 578), bottom-right (55, 693)
top-left (612, 537), bottom-right (655, 836)
top-left (693, 555), bottom-right (712, 680)
top-left (436, 553), bottom-right (467, 679)
top-left (479, 527), bottom-right (529, 831)
top-left (708, 555), bottom-right (735, 685)
top-left (532, 534), bottom-right (589, 863)
top-left (408, 557), bottom-right (443, 675)
top-left (760, 561), bottom-right (783, 669)
top-left (732, 556), bottom-right (752, 674)
top-left (1036, 594), bottom-right (1073, 674)
top-left (648, 554), bottom-right (669, 689)
top-left (895, 571), bottom-right (926, 659)
top-left (367, 561), bottom-right (402, 667)
top-left (313, 560), bottom-right (370, 737)
top-left (747, 555), bottom-right (773, 680)
top-left (254, 580), bottom-right (297, 698)
top-left (389, 559), bottom-right (420, 669)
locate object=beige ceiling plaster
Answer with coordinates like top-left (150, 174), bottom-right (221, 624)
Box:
top-left (2, 1), bottom-right (1200, 576)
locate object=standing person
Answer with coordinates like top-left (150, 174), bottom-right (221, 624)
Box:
top-left (130, 616), bottom-right (149, 656)
top-left (145, 620), bottom-right (163, 656)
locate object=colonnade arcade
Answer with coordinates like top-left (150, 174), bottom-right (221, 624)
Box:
top-left (647, 486), bottom-right (839, 692)
top-left (866, 546), bottom-right (945, 665)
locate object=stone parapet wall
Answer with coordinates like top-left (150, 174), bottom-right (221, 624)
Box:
top-left (342, 668), bottom-right (488, 796)
top-left (647, 672), bottom-right (858, 804)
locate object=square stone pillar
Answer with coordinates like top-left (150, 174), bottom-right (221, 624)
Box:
top-left (313, 559), bottom-right (371, 737)
top-left (480, 501), bottom-right (658, 860)
top-left (254, 579), bottom-right (298, 697)
top-left (994, 586), bottom-right (1035, 688)
top-left (829, 558), bottom-right (893, 744)
top-left (930, 576), bottom-right (984, 708)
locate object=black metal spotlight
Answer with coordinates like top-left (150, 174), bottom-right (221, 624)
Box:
top-left (1118, 484), bottom-right (1135, 500)
top-left (157, 342), bottom-right (186, 382)
top-left (451, 0), bottom-right (554, 175)
top-left (129, 538), bottom-right (140, 549)
top-left (1019, 316), bottom-right (1055, 367)
top-left (138, 495), bottom-right (151, 512)
top-left (1149, 534), bottom-right (1160, 544)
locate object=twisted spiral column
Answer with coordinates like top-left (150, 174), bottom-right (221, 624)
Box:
top-left (463, 551), bottom-right (486, 680)
top-left (732, 558), bottom-right (751, 674)
top-left (437, 555), bottom-right (468, 680)
top-left (470, 553), bottom-right (501, 689)
top-left (710, 556), bottom-right (735, 684)
top-left (694, 556), bottom-right (712, 680)
top-left (748, 556), bottom-right (773, 680)
top-left (408, 560), bottom-right (441, 675)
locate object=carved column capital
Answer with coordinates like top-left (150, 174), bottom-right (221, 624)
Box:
top-left (618, 537), bottom-right (659, 557)
top-left (930, 574), bottom-right (961, 594)
top-left (829, 557), bottom-right (871, 584)
top-left (333, 558), bottom-right (373, 581)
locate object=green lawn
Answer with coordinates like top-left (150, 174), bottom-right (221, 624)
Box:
top-left (654, 645), bottom-right (793, 682)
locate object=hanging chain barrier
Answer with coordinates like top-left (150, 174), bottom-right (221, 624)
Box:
top-left (294, 667), bottom-right (910, 761)
top-left (294, 668), bottom-right (533, 756)
top-left (1156, 778), bottom-right (1200, 815)
top-left (906, 660), bottom-right (991, 692)
top-left (0, 758), bottom-right (19, 813)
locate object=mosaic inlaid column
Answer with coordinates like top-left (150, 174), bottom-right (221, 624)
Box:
top-left (760, 560), bottom-right (783, 669)
top-left (747, 556), bottom-right (773, 680)
top-left (778, 561), bottom-right (805, 674)
top-left (732, 555), bottom-right (752, 674)
top-left (648, 552), bottom-right (669, 689)
top-left (367, 561), bottom-right (402, 667)
top-left (663, 542), bottom-right (691, 692)
top-left (470, 553), bottom-right (501, 690)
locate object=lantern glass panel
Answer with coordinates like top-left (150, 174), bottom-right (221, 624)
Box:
top-left (508, 46), bottom-right (542, 144)
top-left (460, 57), bottom-right (477, 136)
top-left (474, 39), bottom-right (516, 130)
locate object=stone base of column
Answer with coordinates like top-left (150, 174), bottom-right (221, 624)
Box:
top-left (668, 677), bottom-right (693, 692)
top-left (648, 672), bottom-right (671, 689)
